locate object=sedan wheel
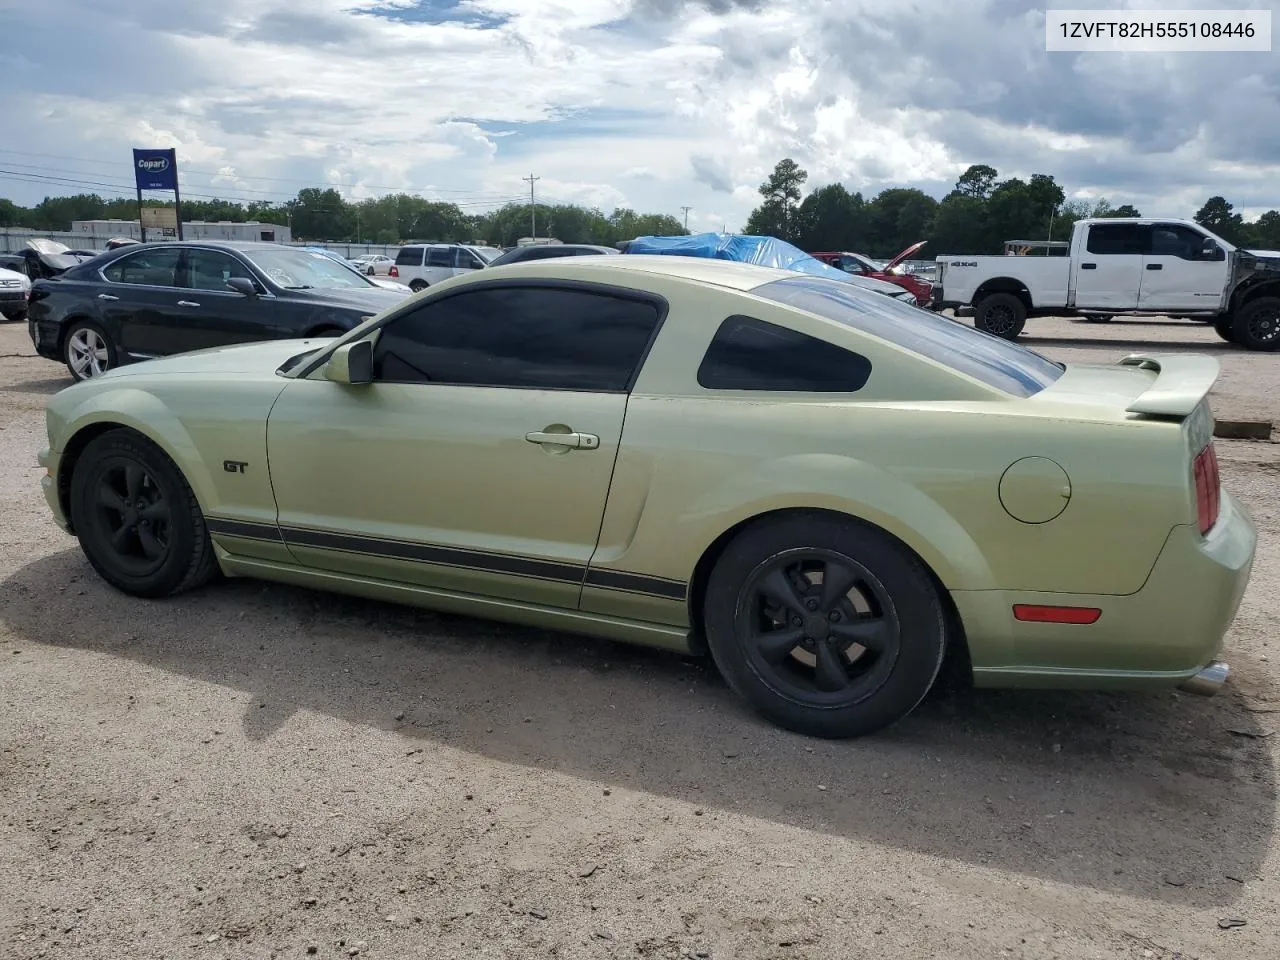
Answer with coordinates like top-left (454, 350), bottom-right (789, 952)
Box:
top-left (70, 429), bottom-right (218, 597)
top-left (64, 322), bottom-right (114, 381)
top-left (704, 512), bottom-right (947, 738)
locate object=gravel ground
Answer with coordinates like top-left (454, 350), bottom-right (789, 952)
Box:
top-left (1, 315), bottom-right (1278, 960)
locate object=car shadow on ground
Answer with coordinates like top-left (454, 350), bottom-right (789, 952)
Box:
top-left (2, 548), bottom-right (1272, 909)
top-left (0, 375), bottom-right (69, 395)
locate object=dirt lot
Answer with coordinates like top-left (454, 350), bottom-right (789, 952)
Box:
top-left (2, 315), bottom-right (1278, 960)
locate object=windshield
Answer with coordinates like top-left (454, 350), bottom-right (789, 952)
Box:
top-left (753, 276), bottom-right (1064, 398)
top-left (472, 246), bottom-right (503, 263)
top-left (244, 247), bottom-right (376, 290)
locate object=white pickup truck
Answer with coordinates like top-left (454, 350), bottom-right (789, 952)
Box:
top-left (931, 218), bottom-right (1280, 351)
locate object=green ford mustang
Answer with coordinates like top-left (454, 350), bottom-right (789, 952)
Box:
top-left (38, 255), bottom-right (1256, 738)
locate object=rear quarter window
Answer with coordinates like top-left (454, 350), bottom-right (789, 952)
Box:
top-left (394, 247), bottom-right (423, 266)
top-left (753, 276), bottom-right (1063, 398)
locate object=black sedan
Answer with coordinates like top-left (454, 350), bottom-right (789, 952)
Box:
top-left (485, 243), bottom-right (618, 266)
top-left (28, 241), bottom-right (410, 381)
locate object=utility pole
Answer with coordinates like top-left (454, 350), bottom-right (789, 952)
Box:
top-left (522, 174), bottom-right (540, 239)
top-left (681, 206), bottom-right (692, 231)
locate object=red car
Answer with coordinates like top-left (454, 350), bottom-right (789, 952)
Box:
top-left (810, 241), bottom-right (933, 305)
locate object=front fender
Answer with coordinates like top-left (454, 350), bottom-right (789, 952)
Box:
top-left (679, 453), bottom-right (996, 591)
top-left (52, 386), bottom-right (219, 511)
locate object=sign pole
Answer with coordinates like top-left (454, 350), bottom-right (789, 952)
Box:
top-left (169, 149), bottom-right (183, 240)
top-left (137, 186), bottom-right (148, 243)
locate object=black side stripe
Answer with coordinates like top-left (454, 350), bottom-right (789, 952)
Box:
top-left (205, 517), bottom-right (687, 602)
top-left (584, 568), bottom-right (687, 601)
top-left (205, 517), bottom-right (284, 543)
top-left (281, 525), bottom-right (585, 585)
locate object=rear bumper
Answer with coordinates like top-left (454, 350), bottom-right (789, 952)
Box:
top-left (953, 490), bottom-right (1256, 691)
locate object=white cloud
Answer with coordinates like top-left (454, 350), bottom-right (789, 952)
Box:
top-left (0, 0), bottom-right (1276, 231)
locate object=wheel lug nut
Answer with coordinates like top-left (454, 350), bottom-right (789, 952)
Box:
top-left (806, 599), bottom-right (818, 610)
top-left (791, 617), bottom-right (802, 627)
top-left (829, 611), bottom-right (841, 622)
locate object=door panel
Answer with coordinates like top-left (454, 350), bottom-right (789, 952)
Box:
top-left (1073, 223), bottom-right (1146, 310)
top-left (97, 246), bottom-right (185, 357)
top-left (1139, 225), bottom-right (1230, 311)
top-left (180, 249), bottom-right (282, 348)
top-left (266, 380), bottom-right (627, 608)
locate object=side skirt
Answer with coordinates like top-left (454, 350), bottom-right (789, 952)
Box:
top-left (219, 554), bottom-right (696, 655)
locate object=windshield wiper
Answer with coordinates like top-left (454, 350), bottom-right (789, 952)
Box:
top-left (283, 284), bottom-right (315, 290)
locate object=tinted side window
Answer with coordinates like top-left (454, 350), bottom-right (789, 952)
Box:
top-left (425, 248), bottom-right (453, 268)
top-left (394, 247), bottom-right (422, 266)
top-left (698, 315), bottom-right (872, 392)
top-left (452, 248), bottom-right (483, 269)
top-left (1150, 225), bottom-right (1209, 259)
top-left (101, 248), bottom-right (182, 286)
top-left (184, 250), bottom-right (254, 291)
top-left (1086, 224), bottom-right (1147, 255)
top-left (372, 285), bottom-right (661, 391)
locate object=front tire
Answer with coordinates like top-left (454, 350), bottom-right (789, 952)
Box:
top-left (409, 280), bottom-right (428, 293)
top-left (1231, 297), bottom-right (1280, 351)
top-left (63, 320), bottom-right (116, 381)
top-left (703, 512), bottom-right (947, 739)
top-left (973, 293), bottom-right (1027, 339)
top-left (69, 429), bottom-right (218, 598)
top-left (1214, 315), bottom-right (1238, 344)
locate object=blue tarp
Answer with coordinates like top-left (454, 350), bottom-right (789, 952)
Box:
top-left (623, 233), bottom-right (853, 281)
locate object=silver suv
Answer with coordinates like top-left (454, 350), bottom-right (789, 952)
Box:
top-left (390, 243), bottom-right (502, 292)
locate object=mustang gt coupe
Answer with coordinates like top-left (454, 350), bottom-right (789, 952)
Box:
top-left (38, 256), bottom-right (1255, 738)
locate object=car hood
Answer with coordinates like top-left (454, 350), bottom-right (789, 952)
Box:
top-left (89, 338), bottom-right (333, 382)
top-left (290, 285), bottom-right (410, 308)
top-left (884, 240), bottom-right (927, 271)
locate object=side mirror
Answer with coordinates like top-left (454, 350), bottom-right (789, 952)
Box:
top-left (323, 339), bottom-right (374, 385)
top-left (1201, 237), bottom-right (1221, 259)
top-left (226, 276), bottom-right (258, 296)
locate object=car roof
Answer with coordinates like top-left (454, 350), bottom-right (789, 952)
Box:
top-left (478, 254), bottom-right (796, 291)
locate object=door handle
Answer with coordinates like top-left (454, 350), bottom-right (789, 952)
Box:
top-left (1080, 263), bottom-right (1097, 270)
top-left (176, 300), bottom-right (201, 308)
top-left (97, 293), bottom-right (119, 301)
top-left (1146, 263), bottom-right (1163, 270)
top-left (525, 430), bottom-right (600, 450)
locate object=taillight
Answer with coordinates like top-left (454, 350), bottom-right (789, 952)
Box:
top-left (1192, 441), bottom-right (1221, 534)
top-left (389, 265), bottom-right (399, 278)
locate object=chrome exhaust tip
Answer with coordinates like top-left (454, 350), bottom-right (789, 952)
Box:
top-left (1179, 660), bottom-right (1229, 697)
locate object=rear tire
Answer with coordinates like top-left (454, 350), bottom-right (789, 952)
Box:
top-left (1231, 297), bottom-right (1280, 351)
top-left (69, 429), bottom-right (218, 598)
top-left (63, 320), bottom-right (117, 381)
top-left (703, 512), bottom-right (947, 739)
top-left (973, 293), bottom-right (1027, 339)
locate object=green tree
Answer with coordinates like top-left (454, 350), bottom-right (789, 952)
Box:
top-left (793, 183), bottom-right (865, 251)
top-left (863, 188), bottom-right (938, 257)
top-left (1195, 195), bottom-right (1246, 244)
top-left (1249, 210), bottom-right (1280, 249)
top-left (955, 164), bottom-right (999, 200)
top-left (744, 158), bottom-right (809, 240)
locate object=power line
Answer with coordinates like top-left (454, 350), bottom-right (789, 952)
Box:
top-left (522, 174), bottom-right (540, 239)
top-left (0, 168), bottom-right (525, 210)
top-left (0, 148), bottom-right (528, 202)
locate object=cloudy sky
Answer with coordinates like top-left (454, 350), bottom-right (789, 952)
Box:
top-left (0, 0), bottom-right (1277, 229)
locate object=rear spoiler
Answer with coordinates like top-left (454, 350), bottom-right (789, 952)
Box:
top-left (1119, 353), bottom-right (1220, 417)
